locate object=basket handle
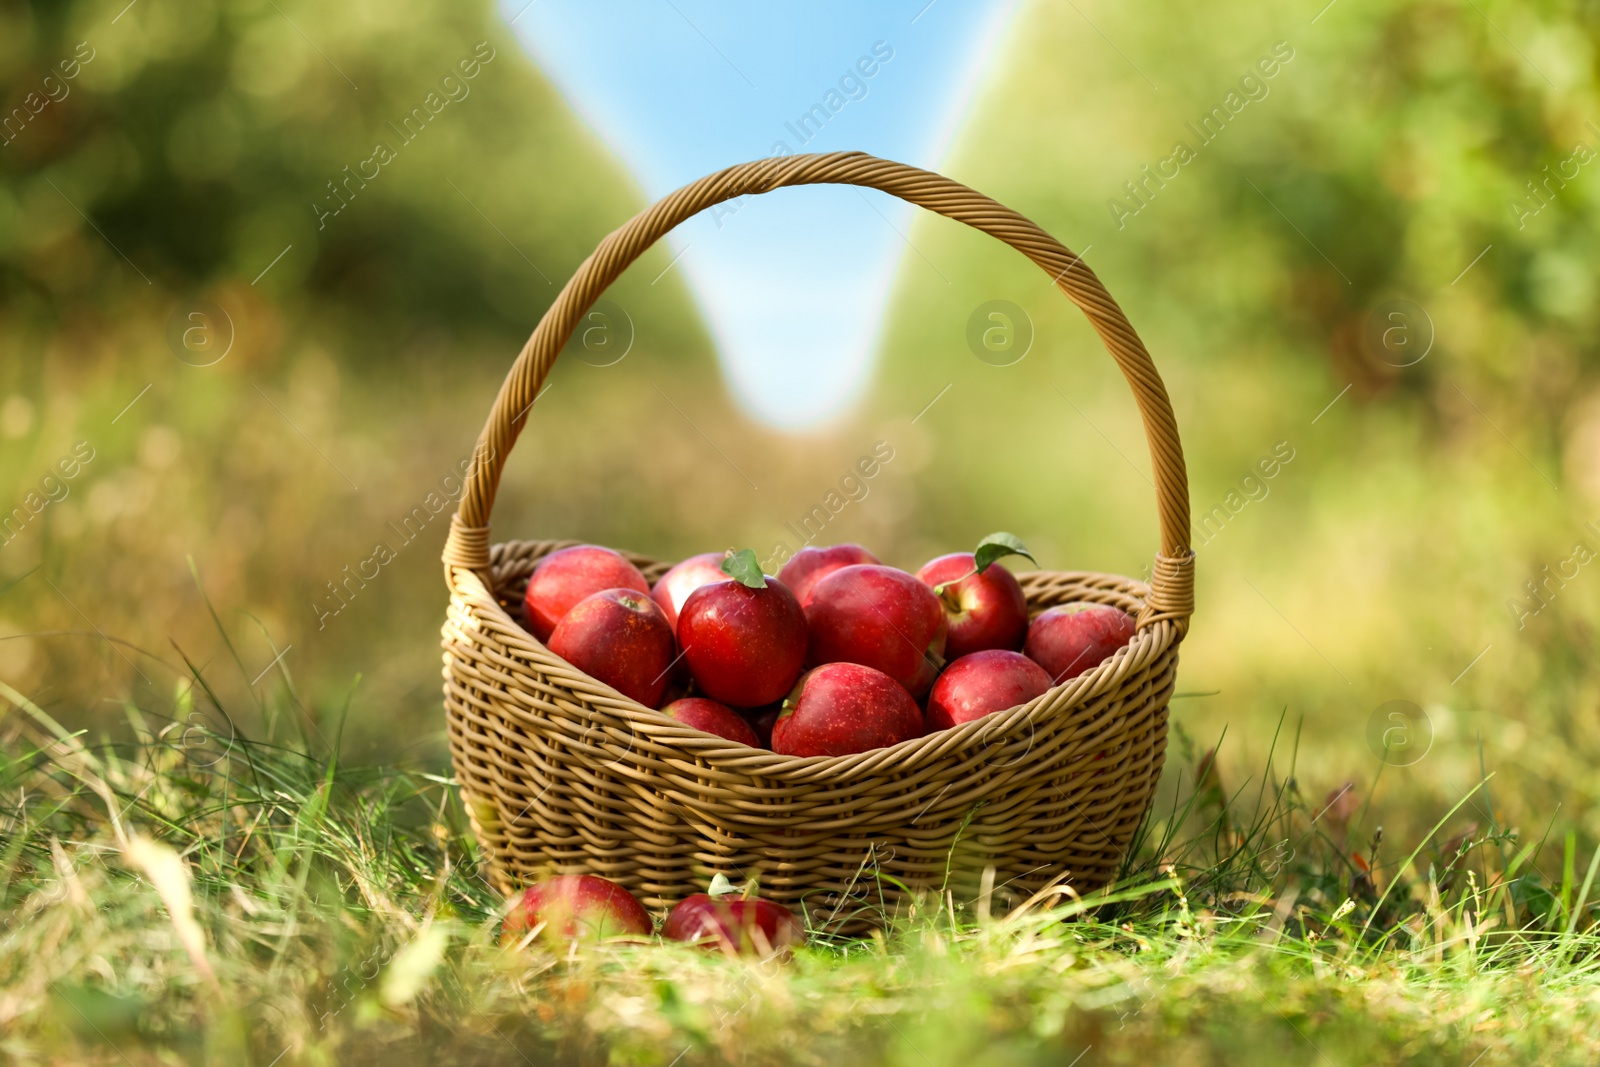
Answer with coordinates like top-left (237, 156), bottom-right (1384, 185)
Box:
top-left (443, 152), bottom-right (1193, 628)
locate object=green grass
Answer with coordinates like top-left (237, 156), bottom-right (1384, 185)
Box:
top-left (3, 672), bottom-right (1599, 1067)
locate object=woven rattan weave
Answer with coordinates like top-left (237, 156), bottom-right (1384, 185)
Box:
top-left (441, 152), bottom-right (1194, 932)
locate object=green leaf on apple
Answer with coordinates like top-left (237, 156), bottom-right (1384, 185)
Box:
top-left (720, 548), bottom-right (767, 589)
top-left (708, 872), bottom-right (738, 897)
top-left (973, 532), bottom-right (1036, 574)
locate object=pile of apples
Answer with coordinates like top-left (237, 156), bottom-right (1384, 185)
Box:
top-left (521, 533), bottom-right (1136, 757)
top-left (504, 873), bottom-right (803, 956)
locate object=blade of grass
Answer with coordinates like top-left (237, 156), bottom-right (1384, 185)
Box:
top-left (1562, 845), bottom-right (1600, 952)
top-left (1358, 776), bottom-right (1492, 952)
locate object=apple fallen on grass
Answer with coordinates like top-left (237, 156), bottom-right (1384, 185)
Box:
top-left (651, 551), bottom-right (730, 633)
top-left (803, 564), bottom-right (947, 699)
top-left (663, 891), bottom-right (804, 955)
top-left (523, 544), bottom-right (650, 641)
top-left (678, 549), bottom-right (808, 708)
top-left (662, 696), bottom-right (762, 747)
top-left (502, 874), bottom-right (652, 945)
top-left (925, 649), bottom-right (1055, 732)
top-left (916, 533), bottom-right (1035, 659)
top-left (1024, 604), bottom-right (1138, 683)
top-left (776, 543), bottom-right (880, 607)
top-left (548, 588), bottom-right (677, 707)
top-left (771, 662), bottom-right (925, 757)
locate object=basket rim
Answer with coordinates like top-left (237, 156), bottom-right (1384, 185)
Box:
top-left (444, 541), bottom-right (1184, 781)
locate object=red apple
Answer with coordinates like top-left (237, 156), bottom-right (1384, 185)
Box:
top-left (651, 552), bottom-right (729, 633)
top-left (771, 663), bottom-right (924, 757)
top-left (678, 567), bottom-right (807, 708)
top-left (1024, 604), bottom-right (1138, 683)
top-left (502, 874), bottom-right (652, 945)
top-left (663, 697), bottom-right (761, 747)
top-left (925, 650), bottom-right (1054, 732)
top-left (803, 564), bottom-right (947, 699)
top-left (916, 552), bottom-right (1029, 659)
top-left (663, 893), bottom-right (804, 955)
top-left (548, 588), bottom-right (677, 707)
top-left (777, 543), bottom-right (880, 606)
top-left (523, 544), bottom-right (650, 642)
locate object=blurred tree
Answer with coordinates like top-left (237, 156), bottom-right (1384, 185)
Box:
top-left (0, 0), bottom-right (700, 362)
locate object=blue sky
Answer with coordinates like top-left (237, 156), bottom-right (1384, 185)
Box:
top-left (501, 0), bottom-right (1018, 430)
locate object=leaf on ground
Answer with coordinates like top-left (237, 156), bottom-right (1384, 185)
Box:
top-left (381, 922), bottom-right (451, 1008)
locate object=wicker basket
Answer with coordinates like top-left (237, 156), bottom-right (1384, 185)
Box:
top-left (441, 152), bottom-right (1194, 933)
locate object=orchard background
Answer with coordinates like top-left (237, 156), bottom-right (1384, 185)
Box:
top-left (3, 0), bottom-right (1600, 1063)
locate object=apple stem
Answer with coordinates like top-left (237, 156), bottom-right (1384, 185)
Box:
top-left (932, 568), bottom-right (979, 601)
